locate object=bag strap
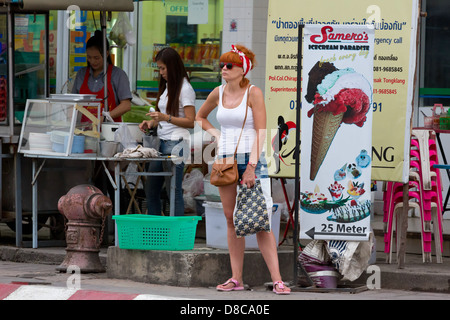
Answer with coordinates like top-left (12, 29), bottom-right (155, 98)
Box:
top-left (233, 85), bottom-right (251, 156)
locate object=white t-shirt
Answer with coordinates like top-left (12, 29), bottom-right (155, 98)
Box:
top-left (157, 78), bottom-right (196, 141)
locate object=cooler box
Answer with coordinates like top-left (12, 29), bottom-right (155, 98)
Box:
top-left (203, 202), bottom-right (281, 250)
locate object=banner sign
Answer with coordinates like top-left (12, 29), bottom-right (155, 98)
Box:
top-left (300, 24), bottom-right (374, 241)
top-left (265, 0), bottom-right (419, 183)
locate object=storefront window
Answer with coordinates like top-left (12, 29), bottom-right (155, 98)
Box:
top-left (420, 0), bottom-right (450, 105)
top-left (135, 0), bottom-right (223, 99)
top-left (12, 12), bottom-right (49, 124)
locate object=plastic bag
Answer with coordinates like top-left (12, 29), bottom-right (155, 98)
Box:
top-left (298, 234), bottom-right (375, 285)
top-left (326, 233), bottom-right (374, 281)
top-left (102, 111), bottom-right (114, 122)
top-left (298, 240), bottom-right (330, 266)
top-left (110, 12), bottom-right (135, 47)
top-left (233, 180), bottom-right (271, 238)
top-left (271, 178), bottom-right (295, 203)
top-left (182, 169), bottom-right (204, 197)
top-left (182, 169), bottom-right (204, 212)
top-left (114, 123), bottom-right (138, 150)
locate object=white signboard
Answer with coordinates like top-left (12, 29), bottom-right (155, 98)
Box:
top-left (300, 24), bottom-right (374, 241)
top-left (188, 0), bottom-right (208, 25)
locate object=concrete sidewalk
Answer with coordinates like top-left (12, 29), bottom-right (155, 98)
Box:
top-left (0, 243), bottom-right (450, 293)
top-left (1, 213), bottom-right (450, 293)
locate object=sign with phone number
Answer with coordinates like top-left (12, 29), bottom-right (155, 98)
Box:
top-left (265, 0), bottom-right (420, 184)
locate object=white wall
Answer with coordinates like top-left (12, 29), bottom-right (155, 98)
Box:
top-left (222, 0), bottom-right (268, 92)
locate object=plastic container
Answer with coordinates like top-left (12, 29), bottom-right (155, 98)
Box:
top-left (432, 104), bottom-right (444, 130)
top-left (304, 264), bottom-right (339, 288)
top-left (101, 122), bottom-right (143, 143)
top-left (203, 174), bottom-right (221, 202)
top-left (29, 132), bottom-right (52, 151)
top-left (112, 214), bottom-right (202, 251)
top-left (52, 142), bottom-right (65, 153)
top-left (100, 141), bottom-right (119, 157)
top-left (64, 135), bottom-right (85, 154)
top-left (439, 108), bottom-right (450, 130)
top-left (51, 130), bottom-right (69, 153)
top-left (203, 201), bottom-right (281, 250)
top-left (424, 116), bottom-right (433, 128)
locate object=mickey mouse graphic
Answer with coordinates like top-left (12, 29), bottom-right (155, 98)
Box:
top-left (271, 115), bottom-right (297, 174)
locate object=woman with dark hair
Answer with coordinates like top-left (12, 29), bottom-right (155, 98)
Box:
top-left (139, 47), bottom-right (196, 216)
top-left (72, 30), bottom-right (132, 122)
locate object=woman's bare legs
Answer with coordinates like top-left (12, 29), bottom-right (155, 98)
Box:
top-left (256, 231), bottom-right (290, 294)
top-left (215, 182), bottom-right (290, 293)
top-left (216, 182), bottom-right (245, 290)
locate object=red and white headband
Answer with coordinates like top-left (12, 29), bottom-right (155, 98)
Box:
top-left (231, 45), bottom-right (252, 76)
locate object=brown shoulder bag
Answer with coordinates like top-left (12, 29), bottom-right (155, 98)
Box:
top-left (210, 86), bottom-right (250, 187)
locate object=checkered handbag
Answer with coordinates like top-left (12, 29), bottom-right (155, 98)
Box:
top-left (233, 180), bottom-right (271, 238)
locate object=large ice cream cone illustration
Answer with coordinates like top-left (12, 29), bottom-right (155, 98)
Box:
top-left (310, 107), bottom-right (344, 180)
top-left (306, 62), bottom-right (372, 180)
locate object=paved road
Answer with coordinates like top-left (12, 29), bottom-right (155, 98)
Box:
top-left (0, 261), bottom-right (449, 301)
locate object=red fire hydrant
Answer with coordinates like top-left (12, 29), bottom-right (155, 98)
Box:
top-left (56, 185), bottom-right (112, 273)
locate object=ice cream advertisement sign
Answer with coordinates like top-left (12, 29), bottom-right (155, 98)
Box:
top-left (300, 24), bottom-right (374, 241)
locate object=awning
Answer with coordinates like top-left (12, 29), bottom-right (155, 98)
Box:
top-left (17, 0), bottom-right (134, 12)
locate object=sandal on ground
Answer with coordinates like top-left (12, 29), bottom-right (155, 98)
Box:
top-left (273, 281), bottom-right (291, 295)
top-left (216, 278), bottom-right (245, 292)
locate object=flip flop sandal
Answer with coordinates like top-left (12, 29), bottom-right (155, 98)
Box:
top-left (216, 278), bottom-right (245, 292)
top-left (273, 281), bottom-right (291, 295)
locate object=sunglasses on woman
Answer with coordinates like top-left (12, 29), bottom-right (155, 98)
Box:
top-left (220, 62), bottom-right (243, 70)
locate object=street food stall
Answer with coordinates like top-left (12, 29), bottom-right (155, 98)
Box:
top-left (1, 0), bottom-right (224, 248)
top-left (0, 0), bottom-right (138, 248)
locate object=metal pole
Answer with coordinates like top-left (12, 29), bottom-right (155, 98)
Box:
top-left (101, 11), bottom-right (108, 112)
top-left (293, 24), bottom-right (304, 286)
top-left (45, 12), bottom-right (49, 97)
top-left (14, 150), bottom-right (23, 247)
top-left (114, 161), bottom-right (120, 245)
top-left (7, 3), bottom-right (14, 137)
top-left (32, 159), bottom-right (38, 248)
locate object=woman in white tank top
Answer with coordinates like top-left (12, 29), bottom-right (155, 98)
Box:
top-left (216, 83), bottom-right (256, 156)
top-left (196, 45), bottom-right (290, 295)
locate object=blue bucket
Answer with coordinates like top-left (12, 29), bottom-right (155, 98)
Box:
top-left (64, 135), bottom-right (85, 154)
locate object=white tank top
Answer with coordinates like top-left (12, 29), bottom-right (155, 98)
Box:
top-left (216, 85), bottom-right (255, 155)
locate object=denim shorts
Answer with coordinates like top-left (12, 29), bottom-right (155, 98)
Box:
top-left (218, 152), bottom-right (269, 180)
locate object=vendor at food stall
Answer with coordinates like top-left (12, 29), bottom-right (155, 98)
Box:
top-left (72, 30), bottom-right (132, 122)
top-left (71, 30), bottom-right (133, 209)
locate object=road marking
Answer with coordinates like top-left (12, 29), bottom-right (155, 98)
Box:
top-left (4, 285), bottom-right (77, 300)
top-left (0, 283), bottom-right (196, 300)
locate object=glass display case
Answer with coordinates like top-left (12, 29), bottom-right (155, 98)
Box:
top-left (18, 97), bottom-right (101, 156)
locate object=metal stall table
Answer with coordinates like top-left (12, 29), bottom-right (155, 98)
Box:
top-left (23, 154), bottom-right (178, 248)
